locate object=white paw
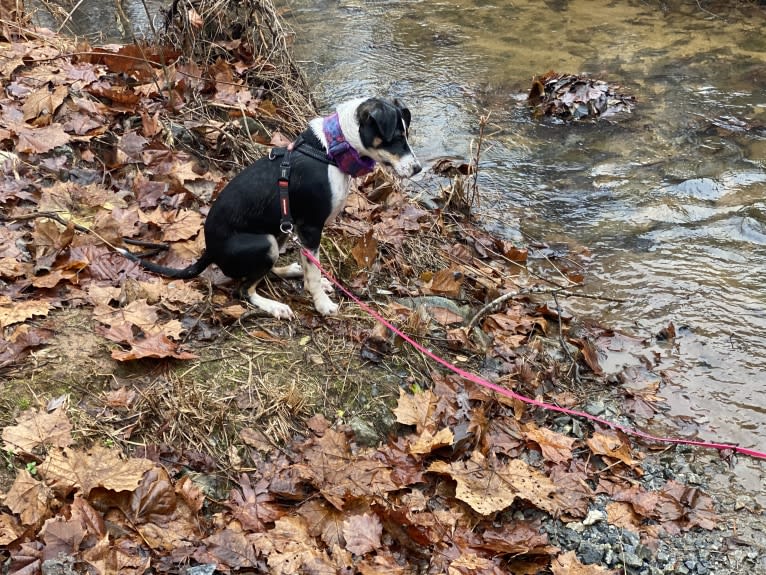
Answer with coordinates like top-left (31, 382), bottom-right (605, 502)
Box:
top-left (249, 294), bottom-right (294, 319)
top-left (273, 262), bottom-right (303, 278)
top-left (320, 277), bottom-right (334, 294)
top-left (315, 296), bottom-right (339, 316)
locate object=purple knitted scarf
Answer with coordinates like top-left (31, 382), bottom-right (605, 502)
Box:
top-left (322, 112), bottom-right (376, 178)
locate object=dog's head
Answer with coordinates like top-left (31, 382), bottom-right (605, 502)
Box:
top-left (340, 98), bottom-right (422, 178)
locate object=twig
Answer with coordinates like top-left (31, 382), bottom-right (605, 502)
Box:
top-left (552, 290), bottom-right (578, 382)
top-left (468, 112), bottom-right (490, 213)
top-left (56, 0), bottom-right (86, 34)
top-left (465, 290), bottom-right (521, 333)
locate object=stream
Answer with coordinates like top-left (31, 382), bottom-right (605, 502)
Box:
top-left (31, 0), bottom-right (766, 491)
top-left (283, 1), bottom-right (766, 462)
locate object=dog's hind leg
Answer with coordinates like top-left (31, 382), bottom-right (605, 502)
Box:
top-left (221, 234), bottom-right (295, 319)
top-left (273, 262), bottom-right (334, 294)
top-left (272, 262), bottom-right (303, 278)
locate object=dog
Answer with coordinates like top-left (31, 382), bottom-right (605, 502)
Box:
top-left (121, 97), bottom-right (421, 319)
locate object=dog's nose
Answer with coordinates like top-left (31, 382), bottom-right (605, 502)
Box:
top-left (412, 163), bottom-right (422, 175)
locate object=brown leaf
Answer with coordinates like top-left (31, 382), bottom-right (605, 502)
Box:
top-left (351, 228), bottom-right (378, 269)
top-left (22, 85), bottom-right (68, 123)
top-left (116, 130), bottom-right (148, 163)
top-left (297, 499), bottom-right (345, 548)
top-left (0, 257), bottom-right (26, 279)
top-left (0, 325), bottom-right (54, 369)
top-left (110, 332), bottom-right (197, 361)
top-left (128, 466), bottom-right (176, 524)
top-left (40, 515), bottom-right (86, 561)
top-left (426, 266), bottom-right (464, 297)
top-left (343, 513), bottom-right (382, 555)
top-left (228, 474), bottom-right (283, 532)
top-left (524, 424), bottom-right (575, 464)
top-left (393, 388), bottom-right (438, 433)
top-left (161, 209), bottom-right (203, 242)
top-left (0, 299), bottom-right (52, 329)
top-left (175, 475), bottom-right (206, 513)
top-left (5, 469), bottom-right (53, 527)
top-left (13, 122), bottom-right (71, 154)
top-left (32, 218), bottom-right (74, 273)
top-left (611, 484), bottom-right (659, 517)
top-left (551, 550), bottom-right (615, 574)
top-left (429, 306), bottom-right (464, 326)
top-left (0, 512), bottom-right (25, 545)
top-left (570, 337), bottom-right (603, 375)
top-left (2, 408), bottom-right (73, 453)
top-left (606, 501), bottom-right (642, 531)
top-left (103, 387), bottom-right (137, 408)
top-left (408, 427), bottom-right (454, 455)
top-left (40, 445), bottom-right (155, 498)
top-left (428, 451), bottom-right (561, 516)
top-left (586, 430), bottom-right (639, 468)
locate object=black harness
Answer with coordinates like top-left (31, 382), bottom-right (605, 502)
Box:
top-left (269, 135), bottom-right (337, 235)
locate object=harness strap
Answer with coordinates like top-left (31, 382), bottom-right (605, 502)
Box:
top-left (278, 146), bottom-right (293, 234)
top-left (269, 135), bottom-right (341, 235)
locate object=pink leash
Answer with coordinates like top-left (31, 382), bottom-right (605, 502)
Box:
top-left (302, 249), bottom-right (766, 460)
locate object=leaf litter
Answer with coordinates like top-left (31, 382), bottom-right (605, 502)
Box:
top-left (0, 1), bottom-right (762, 574)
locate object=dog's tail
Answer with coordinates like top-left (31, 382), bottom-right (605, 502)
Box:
top-left (118, 248), bottom-right (213, 279)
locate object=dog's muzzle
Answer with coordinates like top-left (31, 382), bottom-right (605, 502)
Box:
top-left (395, 153), bottom-right (422, 178)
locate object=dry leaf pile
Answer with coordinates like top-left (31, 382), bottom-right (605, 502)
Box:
top-left (0, 379), bottom-right (717, 574)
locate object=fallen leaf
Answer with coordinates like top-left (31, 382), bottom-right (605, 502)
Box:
top-left (40, 444), bottom-right (155, 498)
top-left (22, 84), bottom-right (69, 122)
top-left (4, 469), bottom-right (53, 527)
top-left (524, 424), bottom-right (575, 464)
top-left (111, 332), bottom-right (197, 361)
top-left (0, 299), bottom-right (52, 329)
top-left (408, 427), bottom-right (454, 455)
top-left (351, 228), bottom-right (378, 269)
top-left (0, 512), bottom-right (25, 545)
top-left (551, 550), bottom-right (615, 574)
top-left (586, 430), bottom-right (639, 468)
top-left (13, 122), bottom-right (71, 154)
top-left (343, 513), bottom-right (382, 555)
top-left (393, 388), bottom-right (438, 433)
top-left (428, 451), bottom-right (561, 515)
top-left (2, 408), bottom-right (73, 453)
top-left (426, 266), bottom-right (464, 297)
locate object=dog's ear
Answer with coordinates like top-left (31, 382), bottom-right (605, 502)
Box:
top-left (394, 99), bottom-right (412, 131)
top-left (367, 101), bottom-right (398, 142)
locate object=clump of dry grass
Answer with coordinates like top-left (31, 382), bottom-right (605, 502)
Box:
top-left (159, 0), bottom-right (316, 166)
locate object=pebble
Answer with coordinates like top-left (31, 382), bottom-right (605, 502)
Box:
top-left (582, 509), bottom-right (607, 526)
top-left (577, 541), bottom-right (605, 564)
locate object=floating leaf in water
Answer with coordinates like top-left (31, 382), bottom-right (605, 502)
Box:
top-left (528, 70), bottom-right (636, 121)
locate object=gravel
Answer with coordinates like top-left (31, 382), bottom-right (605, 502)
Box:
top-left (538, 445), bottom-right (766, 574)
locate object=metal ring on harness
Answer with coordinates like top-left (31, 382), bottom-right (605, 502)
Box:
top-left (280, 221), bottom-right (293, 234)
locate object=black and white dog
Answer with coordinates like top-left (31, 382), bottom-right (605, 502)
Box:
top-left (123, 97), bottom-right (421, 319)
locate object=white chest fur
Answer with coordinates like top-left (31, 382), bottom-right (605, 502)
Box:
top-left (310, 116), bottom-right (353, 225)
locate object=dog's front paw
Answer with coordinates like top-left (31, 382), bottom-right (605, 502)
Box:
top-left (315, 296), bottom-right (339, 316)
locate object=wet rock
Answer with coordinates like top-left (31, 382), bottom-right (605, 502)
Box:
top-left (348, 416), bottom-right (380, 446)
top-left (584, 400), bottom-right (606, 416)
top-left (577, 541), bottom-right (605, 564)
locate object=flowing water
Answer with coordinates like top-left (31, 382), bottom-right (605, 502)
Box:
top-left (33, 1), bottom-right (766, 482)
top-left (285, 0), bottom-right (766, 465)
